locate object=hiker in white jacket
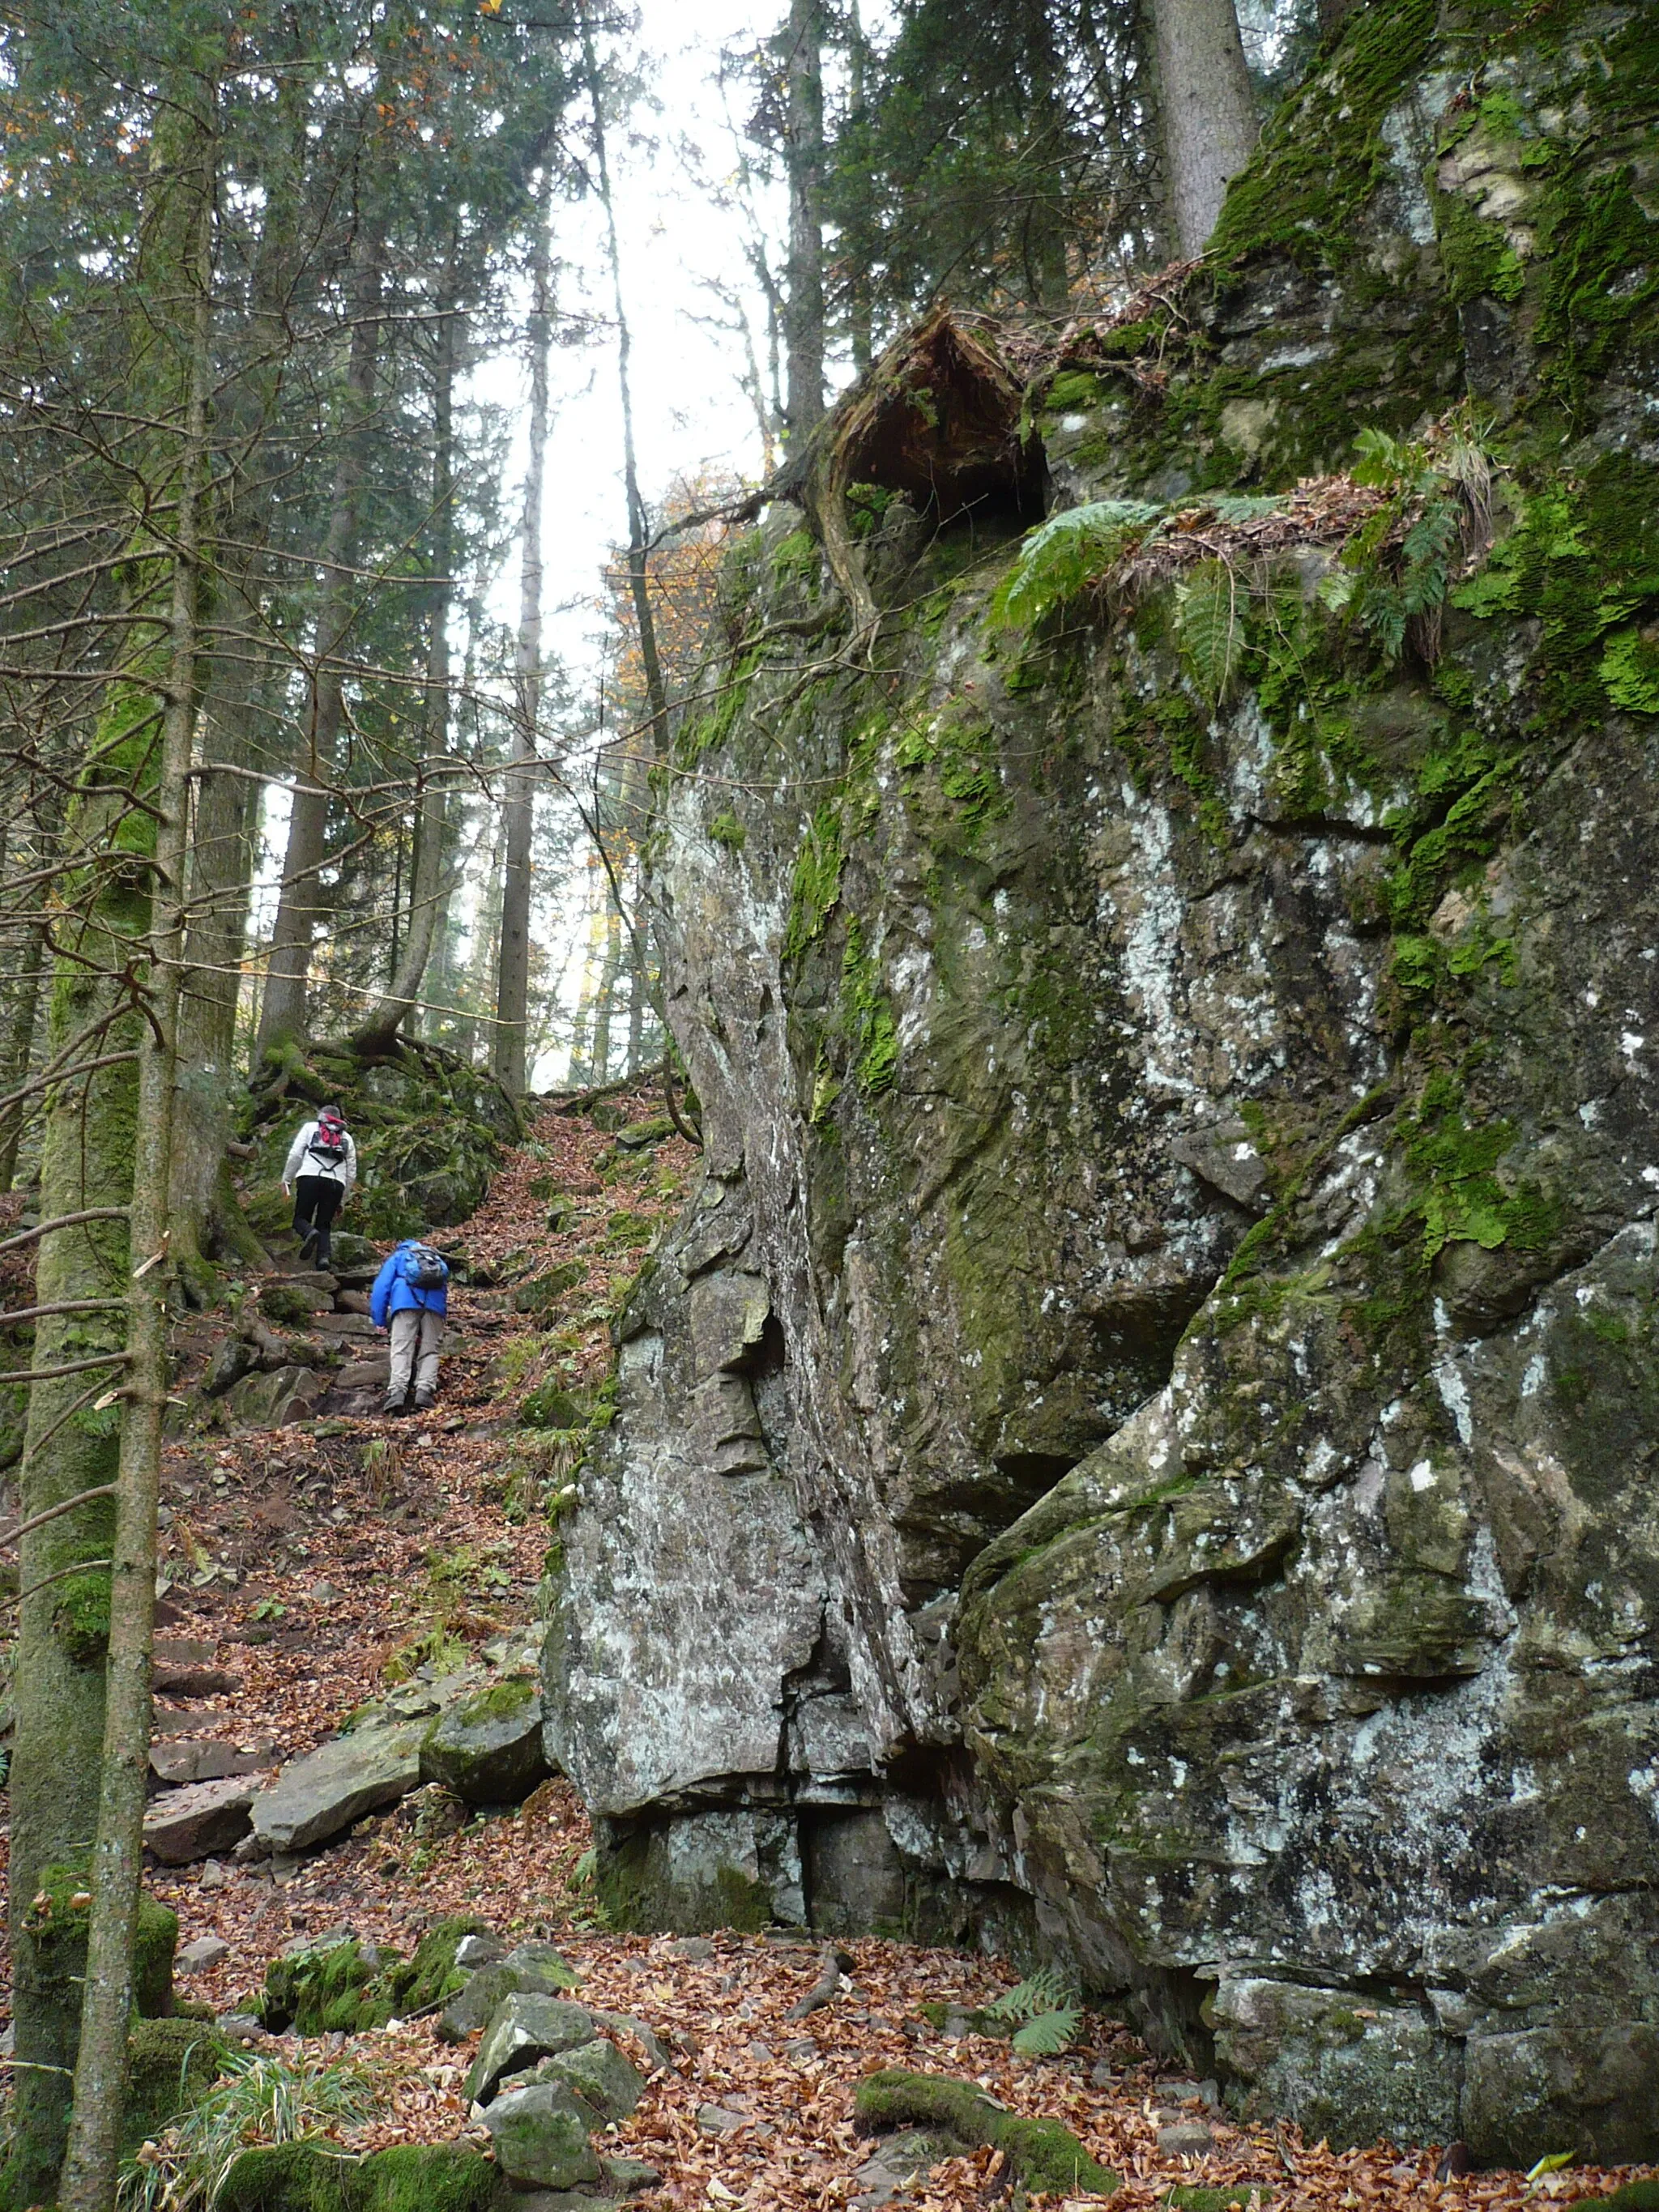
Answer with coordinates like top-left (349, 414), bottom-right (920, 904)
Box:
top-left (281, 1105), bottom-right (357, 1268)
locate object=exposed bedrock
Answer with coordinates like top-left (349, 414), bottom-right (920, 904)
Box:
top-left (544, 0), bottom-right (1659, 2165)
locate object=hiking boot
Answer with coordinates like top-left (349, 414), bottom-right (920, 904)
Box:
top-left (382, 1399), bottom-right (409, 1419)
top-left (414, 1395), bottom-right (437, 1413)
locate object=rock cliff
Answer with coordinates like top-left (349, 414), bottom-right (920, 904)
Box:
top-left (544, 0), bottom-right (1659, 2165)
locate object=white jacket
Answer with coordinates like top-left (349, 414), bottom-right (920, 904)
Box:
top-left (283, 1119), bottom-right (358, 1190)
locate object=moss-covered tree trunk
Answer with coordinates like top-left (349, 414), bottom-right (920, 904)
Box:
top-left (61, 126), bottom-right (213, 2212)
top-left (6, 777), bottom-right (145, 2203)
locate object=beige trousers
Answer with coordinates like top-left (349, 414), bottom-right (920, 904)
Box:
top-left (387, 1306), bottom-right (443, 1408)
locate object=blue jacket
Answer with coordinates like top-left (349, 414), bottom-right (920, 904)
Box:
top-left (370, 1242), bottom-right (449, 1326)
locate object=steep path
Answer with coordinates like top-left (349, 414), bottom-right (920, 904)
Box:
top-left (2, 1091), bottom-right (1652, 2210)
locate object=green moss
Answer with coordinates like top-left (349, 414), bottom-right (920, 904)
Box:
top-left (220, 2142), bottom-right (360, 2212)
top-left (52, 1565), bottom-right (113, 1665)
top-left (675, 646), bottom-right (762, 769)
top-left (19, 1867), bottom-right (177, 2033)
top-left (123, 2017), bottom-right (225, 2149)
top-left (361, 2145), bottom-right (496, 2212)
top-left (841, 920), bottom-right (900, 1096)
top-left (1578, 2184), bottom-right (1659, 2211)
top-left (783, 803), bottom-right (846, 961)
top-left (375, 1916), bottom-right (490, 2019)
top-left (708, 810), bottom-right (748, 852)
top-left (854, 2072), bottom-right (1120, 2202)
top-left (1209, 0), bottom-right (1439, 269)
top-left (220, 2143), bottom-right (491, 2212)
top-left (1434, 190), bottom-right (1525, 305)
top-left (1164, 2191), bottom-right (1272, 2211)
top-left (259, 1940), bottom-right (379, 2036)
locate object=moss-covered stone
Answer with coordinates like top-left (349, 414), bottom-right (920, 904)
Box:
top-left (123, 2016), bottom-right (226, 2148)
top-left (854, 2071), bottom-right (1120, 2201)
top-left (220, 2142), bottom-right (495, 2212)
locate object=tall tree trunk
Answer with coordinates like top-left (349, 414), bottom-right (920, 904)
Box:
top-left (578, 1), bottom-right (668, 744)
top-left (846, 0), bottom-right (872, 378)
top-left (60, 142), bottom-right (212, 2212)
top-left (783, 0), bottom-right (825, 438)
top-left (353, 264), bottom-right (461, 1055)
top-left (168, 637), bottom-right (269, 1284)
top-left (493, 185), bottom-right (552, 1097)
top-left (588, 901), bottom-right (623, 1087)
top-left (6, 697), bottom-right (151, 2206)
top-left (255, 212), bottom-right (386, 1063)
top-left (1152, 0), bottom-right (1258, 256)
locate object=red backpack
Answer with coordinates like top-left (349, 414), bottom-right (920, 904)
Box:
top-left (308, 1110), bottom-right (350, 1167)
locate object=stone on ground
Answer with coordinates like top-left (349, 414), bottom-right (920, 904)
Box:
top-left (177, 1933), bottom-right (232, 1974)
top-left (250, 1720), bottom-right (428, 1852)
top-left (467, 1993), bottom-right (596, 2104)
top-left (479, 2083), bottom-right (603, 2191)
top-left (528, 2036), bottom-right (644, 2123)
top-left (419, 1675), bottom-right (549, 1805)
top-left (439, 1943), bottom-right (582, 2042)
top-left (144, 1774), bottom-right (268, 1865)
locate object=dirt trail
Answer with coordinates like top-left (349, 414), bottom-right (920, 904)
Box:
top-left (1, 1090), bottom-right (1649, 2211)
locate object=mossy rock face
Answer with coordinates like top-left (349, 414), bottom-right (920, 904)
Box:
top-left (547, 0), bottom-right (1659, 2172)
top-left (258, 1916), bottom-right (487, 2035)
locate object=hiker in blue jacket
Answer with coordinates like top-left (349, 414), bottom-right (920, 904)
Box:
top-left (370, 1238), bottom-right (450, 1417)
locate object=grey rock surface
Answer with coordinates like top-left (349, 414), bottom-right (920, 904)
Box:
top-left (420, 1675), bottom-right (548, 1804)
top-left (539, 0), bottom-right (1659, 2169)
top-left (440, 1942), bottom-right (582, 2041)
top-left (467, 1994), bottom-right (595, 2104)
top-left (478, 2083), bottom-right (602, 2190)
top-left (249, 1721), bottom-right (427, 1852)
top-left (143, 1774), bottom-right (268, 1865)
top-left (530, 2037), bottom-right (644, 2124)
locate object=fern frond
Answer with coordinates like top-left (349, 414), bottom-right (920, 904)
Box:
top-left (1011, 2007), bottom-right (1081, 2056)
top-left (1174, 559), bottom-right (1243, 709)
top-left (992, 500), bottom-right (1162, 629)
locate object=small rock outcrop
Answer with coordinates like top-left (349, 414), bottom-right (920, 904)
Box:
top-left (544, 0), bottom-right (1659, 2167)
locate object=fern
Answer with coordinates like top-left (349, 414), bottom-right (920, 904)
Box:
top-left (992, 501), bottom-right (1162, 629)
top-left (984, 1967), bottom-right (1075, 2023)
top-left (1209, 492), bottom-right (1285, 526)
top-left (1175, 559), bottom-right (1243, 708)
top-left (1011, 2007), bottom-right (1081, 2056)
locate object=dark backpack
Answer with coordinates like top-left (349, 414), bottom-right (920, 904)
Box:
top-left (308, 1111), bottom-right (350, 1167)
top-left (401, 1242), bottom-right (447, 1291)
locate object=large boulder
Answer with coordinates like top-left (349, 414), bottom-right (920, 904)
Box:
top-left (420, 1677), bottom-right (549, 1805)
top-left (542, 0), bottom-right (1659, 2166)
top-left (241, 1042), bottom-right (521, 1243)
top-left (250, 1721), bottom-right (427, 1853)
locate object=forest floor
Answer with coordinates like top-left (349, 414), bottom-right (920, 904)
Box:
top-left (2, 1089), bottom-right (1654, 2212)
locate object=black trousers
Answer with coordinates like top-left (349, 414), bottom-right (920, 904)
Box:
top-left (292, 1175), bottom-right (343, 1264)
